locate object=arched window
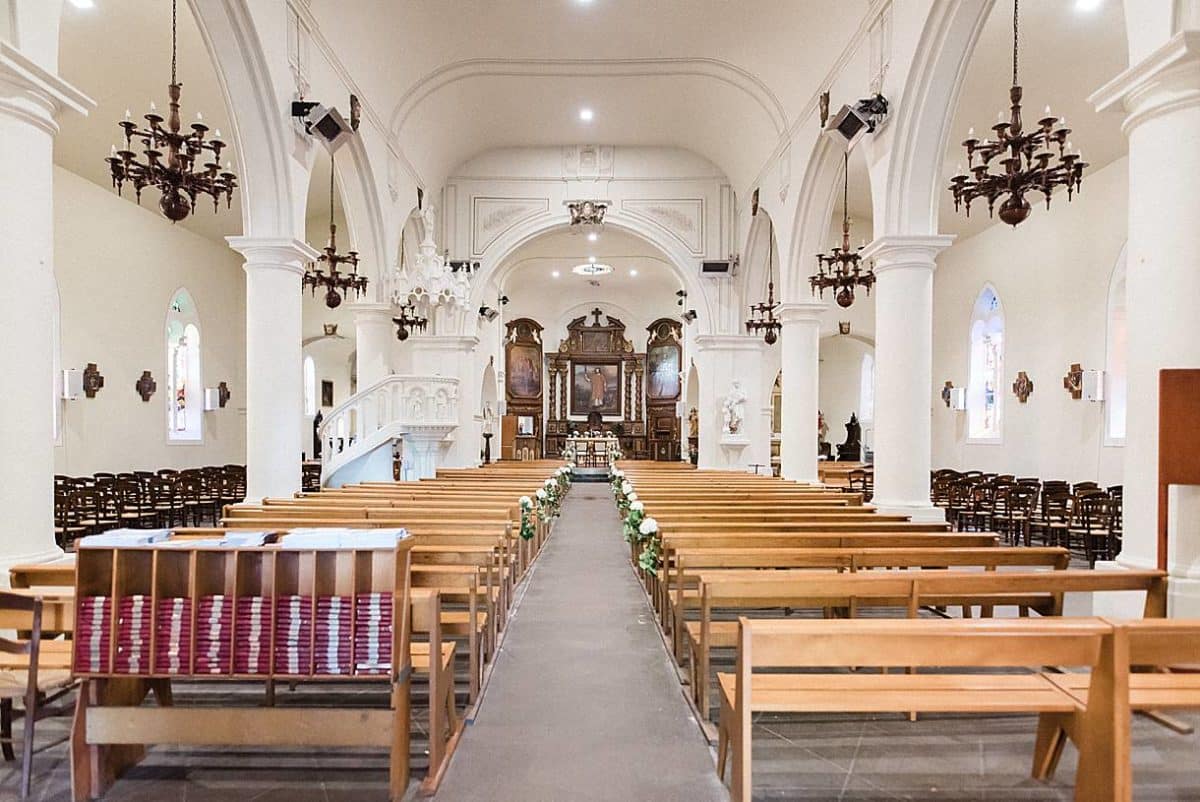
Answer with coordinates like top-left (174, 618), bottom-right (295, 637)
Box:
top-left (1104, 245), bottom-right (1128, 444)
top-left (967, 285), bottom-right (1004, 441)
top-left (303, 355), bottom-right (317, 417)
top-left (859, 353), bottom-right (875, 424)
top-left (165, 289), bottom-right (202, 442)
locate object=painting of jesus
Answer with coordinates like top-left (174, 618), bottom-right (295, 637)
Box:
top-left (571, 362), bottom-right (620, 416)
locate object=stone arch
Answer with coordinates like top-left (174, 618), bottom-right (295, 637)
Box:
top-left (784, 134), bottom-right (853, 302)
top-left (740, 209), bottom-right (780, 328)
top-left (878, 0), bottom-right (993, 237)
top-left (471, 216), bottom-right (715, 336)
top-left (186, 0), bottom-right (298, 239)
top-left (330, 135), bottom-right (388, 297)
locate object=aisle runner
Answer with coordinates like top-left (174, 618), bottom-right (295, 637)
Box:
top-left (436, 486), bottom-right (726, 802)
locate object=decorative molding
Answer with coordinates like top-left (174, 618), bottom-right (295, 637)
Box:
top-left (471, 197), bottom-right (550, 256)
top-left (619, 199), bottom-right (705, 255)
top-left (562, 145), bottom-right (614, 179)
top-left (135, 371), bottom-right (157, 402)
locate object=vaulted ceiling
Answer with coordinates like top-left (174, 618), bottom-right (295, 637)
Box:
top-left (308, 0), bottom-right (869, 190)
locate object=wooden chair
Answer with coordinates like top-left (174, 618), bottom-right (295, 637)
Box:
top-left (1030, 489), bottom-right (1071, 548)
top-left (0, 592), bottom-right (74, 798)
top-left (996, 484), bottom-right (1038, 546)
top-left (846, 469), bottom-right (873, 502)
top-left (1069, 493), bottom-right (1114, 567)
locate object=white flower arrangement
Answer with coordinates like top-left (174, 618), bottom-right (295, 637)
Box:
top-left (536, 488), bottom-right (548, 500)
top-left (545, 478), bottom-right (556, 488)
top-left (519, 495), bottom-right (532, 508)
top-left (638, 517), bottom-right (659, 536)
top-left (631, 500), bottom-right (644, 512)
top-left (613, 469), bottom-right (624, 478)
top-left (621, 481), bottom-right (633, 495)
top-left (626, 492), bottom-right (638, 503)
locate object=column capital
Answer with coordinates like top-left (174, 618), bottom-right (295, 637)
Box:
top-left (861, 234), bottom-right (955, 274)
top-left (351, 302), bottom-right (395, 325)
top-left (408, 334), bottom-right (481, 352)
top-left (1091, 31), bottom-right (1200, 134)
top-left (226, 237), bottom-right (320, 275)
top-left (0, 42), bottom-right (93, 134)
top-left (776, 300), bottom-right (828, 325)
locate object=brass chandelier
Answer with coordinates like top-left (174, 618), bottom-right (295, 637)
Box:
top-left (393, 302), bottom-right (428, 342)
top-left (303, 154), bottom-right (368, 309)
top-left (948, 0), bottom-right (1087, 227)
top-left (105, 0), bottom-right (237, 222)
top-left (810, 154), bottom-right (875, 308)
top-left (745, 217), bottom-right (781, 345)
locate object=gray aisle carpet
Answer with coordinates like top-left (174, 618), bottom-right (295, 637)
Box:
top-left (434, 484), bottom-right (727, 802)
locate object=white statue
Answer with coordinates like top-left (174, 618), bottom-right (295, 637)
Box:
top-left (482, 402), bottom-right (495, 435)
top-left (722, 380), bottom-right (747, 435)
top-left (420, 202), bottom-right (438, 247)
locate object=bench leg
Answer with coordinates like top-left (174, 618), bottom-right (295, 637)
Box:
top-left (1033, 712), bottom-right (1069, 781)
top-left (716, 695), bottom-right (732, 782)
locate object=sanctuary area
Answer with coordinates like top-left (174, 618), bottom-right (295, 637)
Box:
top-left (0, 0), bottom-right (1198, 800)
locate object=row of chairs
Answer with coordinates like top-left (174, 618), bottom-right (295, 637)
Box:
top-left (931, 470), bottom-right (1123, 566)
top-left (53, 466), bottom-right (246, 548)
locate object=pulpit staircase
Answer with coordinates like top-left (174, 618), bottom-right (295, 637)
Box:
top-left (318, 375), bottom-right (459, 486)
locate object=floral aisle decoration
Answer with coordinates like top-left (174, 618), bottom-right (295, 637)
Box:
top-left (535, 487), bottom-right (551, 523)
top-left (518, 495), bottom-right (536, 540)
top-left (617, 480), bottom-right (635, 517)
top-left (556, 465), bottom-right (572, 493)
top-left (623, 499), bottom-right (645, 544)
top-left (636, 517), bottom-right (661, 572)
top-left (608, 442), bottom-right (623, 465)
top-left (561, 442), bottom-right (578, 464)
top-left (610, 468), bottom-right (626, 501)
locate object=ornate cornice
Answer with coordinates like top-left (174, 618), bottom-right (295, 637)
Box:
top-left (1090, 32), bottom-right (1200, 135)
top-left (776, 301), bottom-right (829, 324)
top-left (226, 237), bottom-right (321, 275)
top-left (860, 234), bottom-right (955, 274)
top-left (0, 42), bottom-right (93, 134)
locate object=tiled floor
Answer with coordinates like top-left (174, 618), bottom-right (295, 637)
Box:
top-left (3, 487), bottom-right (1198, 801)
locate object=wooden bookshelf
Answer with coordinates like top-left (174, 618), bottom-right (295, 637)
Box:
top-left (69, 537), bottom-right (416, 801)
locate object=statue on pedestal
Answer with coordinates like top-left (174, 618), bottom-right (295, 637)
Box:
top-left (722, 380), bottom-right (746, 436)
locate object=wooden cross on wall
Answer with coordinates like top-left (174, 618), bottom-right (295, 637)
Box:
top-left (1062, 363), bottom-right (1083, 399)
top-left (590, 307), bottom-right (605, 326)
top-left (135, 371), bottom-right (157, 402)
top-left (1012, 371), bottom-right (1034, 403)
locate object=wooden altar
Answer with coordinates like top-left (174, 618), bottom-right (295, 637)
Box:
top-left (503, 318), bottom-right (544, 460)
top-left (544, 308), bottom-right (654, 458)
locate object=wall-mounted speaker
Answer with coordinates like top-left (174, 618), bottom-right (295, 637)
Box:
top-left (62, 369), bottom-right (83, 400)
top-left (1084, 370), bottom-right (1105, 402)
top-left (949, 388), bottom-right (967, 411)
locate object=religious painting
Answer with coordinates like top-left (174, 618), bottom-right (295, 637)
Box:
top-left (571, 361), bottom-right (621, 416)
top-left (516, 415), bottom-right (535, 437)
top-left (506, 344), bottom-right (542, 400)
top-left (321, 380), bottom-right (334, 408)
top-left (647, 343), bottom-right (681, 401)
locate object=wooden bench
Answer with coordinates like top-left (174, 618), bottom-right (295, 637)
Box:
top-left (688, 569), bottom-right (1168, 718)
top-left (716, 617), bottom-right (1121, 802)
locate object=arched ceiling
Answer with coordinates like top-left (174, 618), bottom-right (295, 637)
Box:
top-left (307, 0), bottom-right (869, 190)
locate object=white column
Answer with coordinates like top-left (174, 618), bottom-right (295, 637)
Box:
top-left (692, 335), bottom-right (765, 471)
top-left (227, 238), bottom-right (320, 502)
top-left (0, 45), bottom-right (90, 569)
top-left (1093, 32), bottom-right (1200, 615)
top-left (778, 301), bottom-right (827, 484)
top-left (353, 302), bottom-right (394, 390)
top-left (861, 235), bottom-right (953, 521)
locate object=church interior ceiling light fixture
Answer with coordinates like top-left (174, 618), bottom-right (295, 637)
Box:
top-left (745, 217), bottom-right (781, 346)
top-left (303, 153), bottom-right (368, 310)
top-left (393, 302), bottom-right (428, 342)
top-left (948, 0), bottom-right (1087, 227)
top-left (573, 257), bottom-right (613, 277)
top-left (105, 0), bottom-right (237, 222)
top-left (810, 154), bottom-right (875, 308)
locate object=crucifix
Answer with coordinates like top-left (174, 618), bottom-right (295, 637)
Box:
top-left (590, 307), bottom-right (604, 326)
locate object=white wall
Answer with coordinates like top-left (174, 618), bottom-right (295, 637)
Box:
top-left (53, 167), bottom-right (246, 475)
top-left (820, 335), bottom-right (874, 451)
top-left (931, 157), bottom-right (1127, 486)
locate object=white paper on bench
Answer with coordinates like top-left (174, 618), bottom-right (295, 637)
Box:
top-left (79, 529), bottom-right (172, 547)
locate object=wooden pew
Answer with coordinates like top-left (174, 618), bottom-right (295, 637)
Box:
top-left (716, 617), bottom-right (1121, 802)
top-left (1034, 617), bottom-right (1200, 793)
top-left (688, 569), bottom-right (1168, 718)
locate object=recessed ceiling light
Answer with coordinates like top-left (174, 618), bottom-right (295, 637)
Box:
top-left (588, 256), bottom-right (597, 263)
top-left (579, 108), bottom-right (594, 122)
top-left (629, 269), bottom-right (638, 277)
top-left (69, 0), bottom-right (96, 8)
top-left (551, 270), bottom-right (560, 278)
top-left (1074, 0), bottom-right (1102, 9)
top-left (587, 232), bottom-right (598, 242)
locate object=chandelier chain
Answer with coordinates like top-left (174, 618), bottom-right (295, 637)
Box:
top-left (171, 0), bottom-right (178, 86)
top-left (1012, 0), bottom-right (1019, 87)
top-left (329, 153), bottom-right (335, 227)
top-left (842, 153), bottom-right (849, 228)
